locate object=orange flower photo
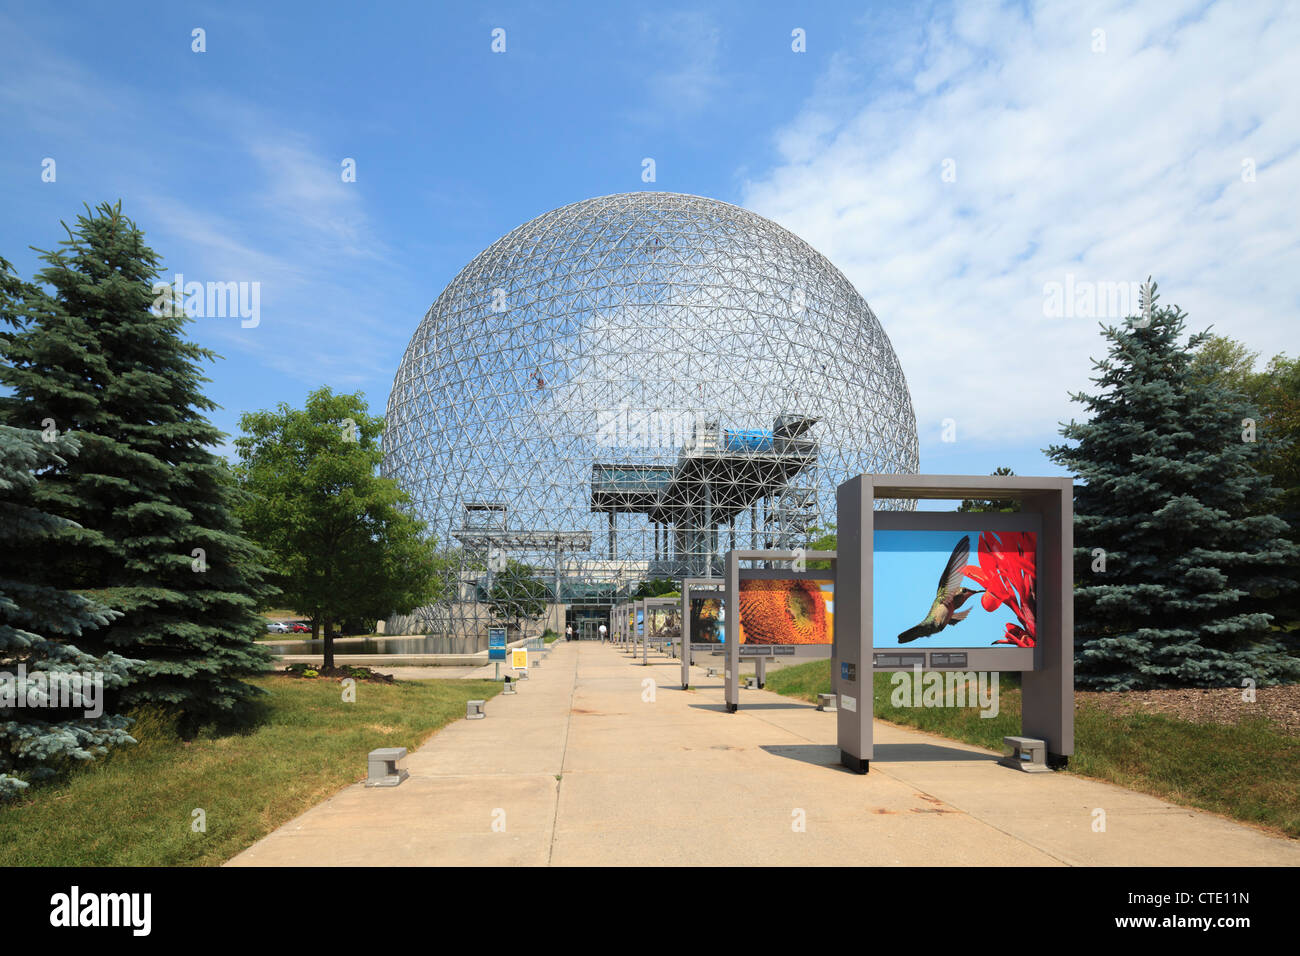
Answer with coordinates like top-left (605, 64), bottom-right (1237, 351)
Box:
top-left (737, 579), bottom-right (833, 645)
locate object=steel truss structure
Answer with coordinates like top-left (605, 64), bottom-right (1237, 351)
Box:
top-left (383, 192), bottom-right (918, 641)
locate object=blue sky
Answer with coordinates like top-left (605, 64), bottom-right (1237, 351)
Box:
top-left (2, 0), bottom-right (1296, 481)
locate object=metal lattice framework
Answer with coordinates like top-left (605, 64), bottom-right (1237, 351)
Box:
top-left (383, 192), bottom-right (918, 641)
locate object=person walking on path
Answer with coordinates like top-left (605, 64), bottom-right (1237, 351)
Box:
top-left (566, 624), bottom-right (573, 642)
top-left (599, 623), bottom-right (607, 643)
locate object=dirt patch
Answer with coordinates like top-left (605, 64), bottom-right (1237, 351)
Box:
top-left (279, 663), bottom-right (396, 684)
top-left (1075, 684), bottom-right (1300, 735)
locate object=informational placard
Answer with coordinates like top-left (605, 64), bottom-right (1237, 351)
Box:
top-left (834, 474), bottom-right (1072, 774)
top-left (488, 626), bottom-right (507, 661)
top-left (723, 552), bottom-right (836, 711)
top-left (510, 648), bottom-right (528, 671)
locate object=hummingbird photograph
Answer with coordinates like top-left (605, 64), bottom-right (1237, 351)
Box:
top-left (896, 535), bottom-right (985, 644)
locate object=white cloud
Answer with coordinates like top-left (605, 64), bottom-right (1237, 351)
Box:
top-left (741, 0), bottom-right (1300, 454)
top-left (634, 11), bottom-right (726, 118)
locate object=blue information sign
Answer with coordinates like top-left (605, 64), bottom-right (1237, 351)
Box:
top-left (488, 627), bottom-right (507, 661)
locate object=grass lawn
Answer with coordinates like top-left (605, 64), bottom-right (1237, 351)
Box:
top-left (765, 659), bottom-right (1300, 839)
top-left (0, 674), bottom-right (500, 866)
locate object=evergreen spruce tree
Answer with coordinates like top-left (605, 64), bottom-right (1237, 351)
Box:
top-left (0, 206), bottom-right (273, 733)
top-left (957, 466), bottom-right (1018, 512)
top-left (1046, 282), bottom-right (1300, 689)
top-left (0, 425), bottom-right (138, 797)
top-left (1, 256), bottom-right (136, 794)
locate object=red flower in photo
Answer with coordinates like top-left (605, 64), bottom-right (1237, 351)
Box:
top-left (962, 531), bottom-right (1036, 647)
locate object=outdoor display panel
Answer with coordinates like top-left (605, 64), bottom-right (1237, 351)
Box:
top-left (689, 596), bottom-right (725, 644)
top-left (645, 604), bottom-right (681, 643)
top-left (625, 601), bottom-right (647, 658)
top-left (738, 578), bottom-right (834, 645)
top-left (637, 597), bottom-right (678, 665)
top-left (872, 521), bottom-right (1039, 670)
top-left (724, 550), bottom-right (836, 712)
top-left (835, 475), bottom-right (1073, 773)
top-left (680, 578), bottom-right (726, 689)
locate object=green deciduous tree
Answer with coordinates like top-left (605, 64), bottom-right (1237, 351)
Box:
top-left (1045, 283), bottom-right (1299, 689)
top-left (1193, 335), bottom-right (1300, 636)
top-left (802, 525), bottom-right (837, 570)
top-left (631, 578), bottom-right (680, 599)
top-left (0, 209), bottom-right (274, 734)
top-left (233, 387), bottom-right (447, 669)
top-left (487, 560), bottom-right (550, 633)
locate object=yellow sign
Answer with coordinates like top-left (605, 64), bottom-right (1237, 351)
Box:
top-left (511, 648), bottom-right (528, 670)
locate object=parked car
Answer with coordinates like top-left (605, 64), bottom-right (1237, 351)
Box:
top-left (265, 621), bottom-right (291, 633)
top-left (289, 622), bottom-right (311, 633)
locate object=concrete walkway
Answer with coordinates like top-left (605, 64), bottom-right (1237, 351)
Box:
top-left (227, 641), bottom-right (1298, 866)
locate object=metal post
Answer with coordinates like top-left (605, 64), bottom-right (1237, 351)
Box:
top-left (725, 552), bottom-right (739, 712)
top-left (704, 483), bottom-right (713, 580)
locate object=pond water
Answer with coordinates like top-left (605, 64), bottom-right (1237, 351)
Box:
top-left (260, 636), bottom-right (457, 655)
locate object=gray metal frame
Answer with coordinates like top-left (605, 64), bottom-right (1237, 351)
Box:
top-left (638, 596), bottom-right (679, 665)
top-left (680, 577), bottom-right (727, 689)
top-left (835, 474), bottom-right (1073, 773)
top-left (633, 599), bottom-right (646, 658)
top-left (613, 602), bottom-right (627, 645)
top-left (724, 549), bottom-right (836, 711)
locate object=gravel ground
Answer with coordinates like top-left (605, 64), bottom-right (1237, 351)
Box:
top-left (1075, 683), bottom-right (1300, 735)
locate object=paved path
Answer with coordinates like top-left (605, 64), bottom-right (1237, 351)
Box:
top-left (228, 641), bottom-right (1298, 866)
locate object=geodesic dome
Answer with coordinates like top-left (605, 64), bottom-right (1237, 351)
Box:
top-left (383, 191), bottom-right (917, 641)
